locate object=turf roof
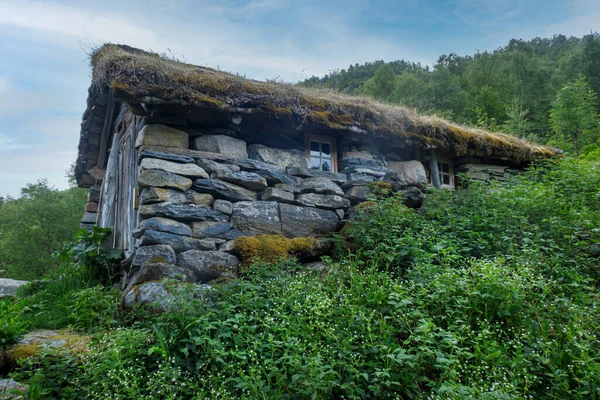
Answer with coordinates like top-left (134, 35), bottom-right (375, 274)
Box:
top-left (87, 44), bottom-right (558, 163)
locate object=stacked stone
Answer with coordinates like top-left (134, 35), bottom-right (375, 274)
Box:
top-left (80, 184), bottom-right (101, 229)
top-left (455, 163), bottom-right (519, 185)
top-left (126, 124), bottom-right (429, 306)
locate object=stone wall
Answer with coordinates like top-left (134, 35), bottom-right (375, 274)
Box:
top-left (123, 123), bottom-right (429, 304)
top-left (455, 162), bottom-right (522, 186)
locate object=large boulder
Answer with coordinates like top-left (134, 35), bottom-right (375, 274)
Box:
top-left (134, 217), bottom-right (192, 238)
top-left (247, 144), bottom-right (308, 169)
top-left (296, 193), bottom-right (351, 210)
top-left (0, 278), bottom-right (28, 298)
top-left (132, 244), bottom-right (177, 267)
top-left (139, 230), bottom-right (217, 252)
top-left (135, 124), bottom-right (188, 149)
top-left (213, 171), bottom-right (268, 191)
top-left (193, 135), bottom-right (248, 159)
top-left (138, 170), bottom-right (193, 191)
top-left (126, 262), bottom-right (194, 290)
top-left (123, 281), bottom-right (215, 311)
top-left (299, 178), bottom-right (344, 196)
top-left (385, 160), bottom-right (428, 187)
top-left (402, 186), bottom-right (425, 209)
top-left (177, 250), bottom-right (239, 282)
top-left (139, 203), bottom-right (228, 222)
top-left (140, 158), bottom-right (209, 179)
top-left (279, 204), bottom-right (339, 238)
top-left (231, 201), bottom-right (282, 235)
top-left (192, 179), bottom-right (257, 202)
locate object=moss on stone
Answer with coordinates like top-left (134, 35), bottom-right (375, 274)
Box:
top-left (234, 235), bottom-right (316, 265)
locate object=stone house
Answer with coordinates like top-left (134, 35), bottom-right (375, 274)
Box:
top-left (75, 45), bottom-right (556, 304)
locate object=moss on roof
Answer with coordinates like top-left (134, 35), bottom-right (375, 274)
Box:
top-left (89, 44), bottom-right (558, 162)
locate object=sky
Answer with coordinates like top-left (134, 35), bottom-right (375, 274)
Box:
top-left (0, 0), bottom-right (599, 198)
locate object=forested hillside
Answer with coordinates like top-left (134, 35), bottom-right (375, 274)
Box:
top-left (0, 181), bottom-right (87, 280)
top-left (302, 33), bottom-right (600, 154)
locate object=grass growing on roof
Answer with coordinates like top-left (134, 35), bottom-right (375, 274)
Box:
top-left (89, 44), bottom-right (558, 163)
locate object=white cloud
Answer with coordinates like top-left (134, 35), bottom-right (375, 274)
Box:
top-left (0, 0), bottom-right (158, 50)
top-left (544, 13), bottom-right (600, 37)
top-left (0, 134), bottom-right (27, 152)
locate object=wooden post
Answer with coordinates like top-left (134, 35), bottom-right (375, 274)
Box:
top-left (429, 149), bottom-right (441, 188)
top-left (98, 132), bottom-right (120, 230)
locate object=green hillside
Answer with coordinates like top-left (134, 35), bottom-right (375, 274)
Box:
top-left (302, 33), bottom-right (600, 154)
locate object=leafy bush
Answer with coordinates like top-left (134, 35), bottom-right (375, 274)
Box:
top-left (0, 299), bottom-right (28, 350)
top-left (8, 158), bottom-right (600, 399)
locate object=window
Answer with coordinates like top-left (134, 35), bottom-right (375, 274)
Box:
top-left (437, 159), bottom-right (454, 188)
top-left (306, 135), bottom-right (337, 172)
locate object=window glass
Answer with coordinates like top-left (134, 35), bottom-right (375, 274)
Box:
top-left (442, 163), bottom-right (450, 173)
top-left (308, 136), bottom-right (336, 172)
top-left (310, 141), bottom-right (320, 157)
top-left (310, 157), bottom-right (321, 170)
top-left (442, 175), bottom-right (450, 185)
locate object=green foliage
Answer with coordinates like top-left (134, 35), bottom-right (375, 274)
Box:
top-left (302, 33), bottom-right (600, 144)
top-left (55, 226), bottom-right (122, 282)
top-left (549, 75), bottom-right (600, 154)
top-left (7, 158), bottom-right (600, 399)
top-left (359, 63), bottom-right (396, 100)
top-left (0, 180), bottom-right (87, 280)
top-left (0, 299), bottom-right (28, 350)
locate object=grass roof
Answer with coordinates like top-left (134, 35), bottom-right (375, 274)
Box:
top-left (89, 44), bottom-right (558, 162)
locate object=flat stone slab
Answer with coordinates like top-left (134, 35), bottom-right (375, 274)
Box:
top-left (140, 150), bottom-right (195, 164)
top-left (280, 204), bottom-right (339, 238)
top-left (141, 158), bottom-right (209, 179)
top-left (138, 169), bottom-right (193, 191)
top-left (135, 124), bottom-right (189, 149)
top-left (0, 278), bottom-right (28, 297)
top-left (192, 179), bottom-right (257, 202)
top-left (194, 135), bottom-right (248, 159)
top-left (18, 330), bottom-right (67, 349)
top-left (247, 144), bottom-right (308, 169)
top-left (139, 203), bottom-right (228, 222)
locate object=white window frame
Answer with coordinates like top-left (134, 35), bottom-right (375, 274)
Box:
top-left (305, 135), bottom-right (338, 173)
top-left (436, 157), bottom-right (455, 189)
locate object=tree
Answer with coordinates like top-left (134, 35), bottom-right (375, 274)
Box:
top-left (0, 180), bottom-right (87, 279)
top-left (360, 64), bottom-right (396, 101)
top-left (502, 99), bottom-right (534, 138)
top-left (582, 33), bottom-right (600, 98)
top-left (549, 76), bottom-right (599, 154)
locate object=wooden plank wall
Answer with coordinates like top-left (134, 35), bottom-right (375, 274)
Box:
top-left (97, 111), bottom-right (139, 258)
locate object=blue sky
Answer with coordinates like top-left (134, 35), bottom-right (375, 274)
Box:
top-left (0, 0), bottom-right (598, 197)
